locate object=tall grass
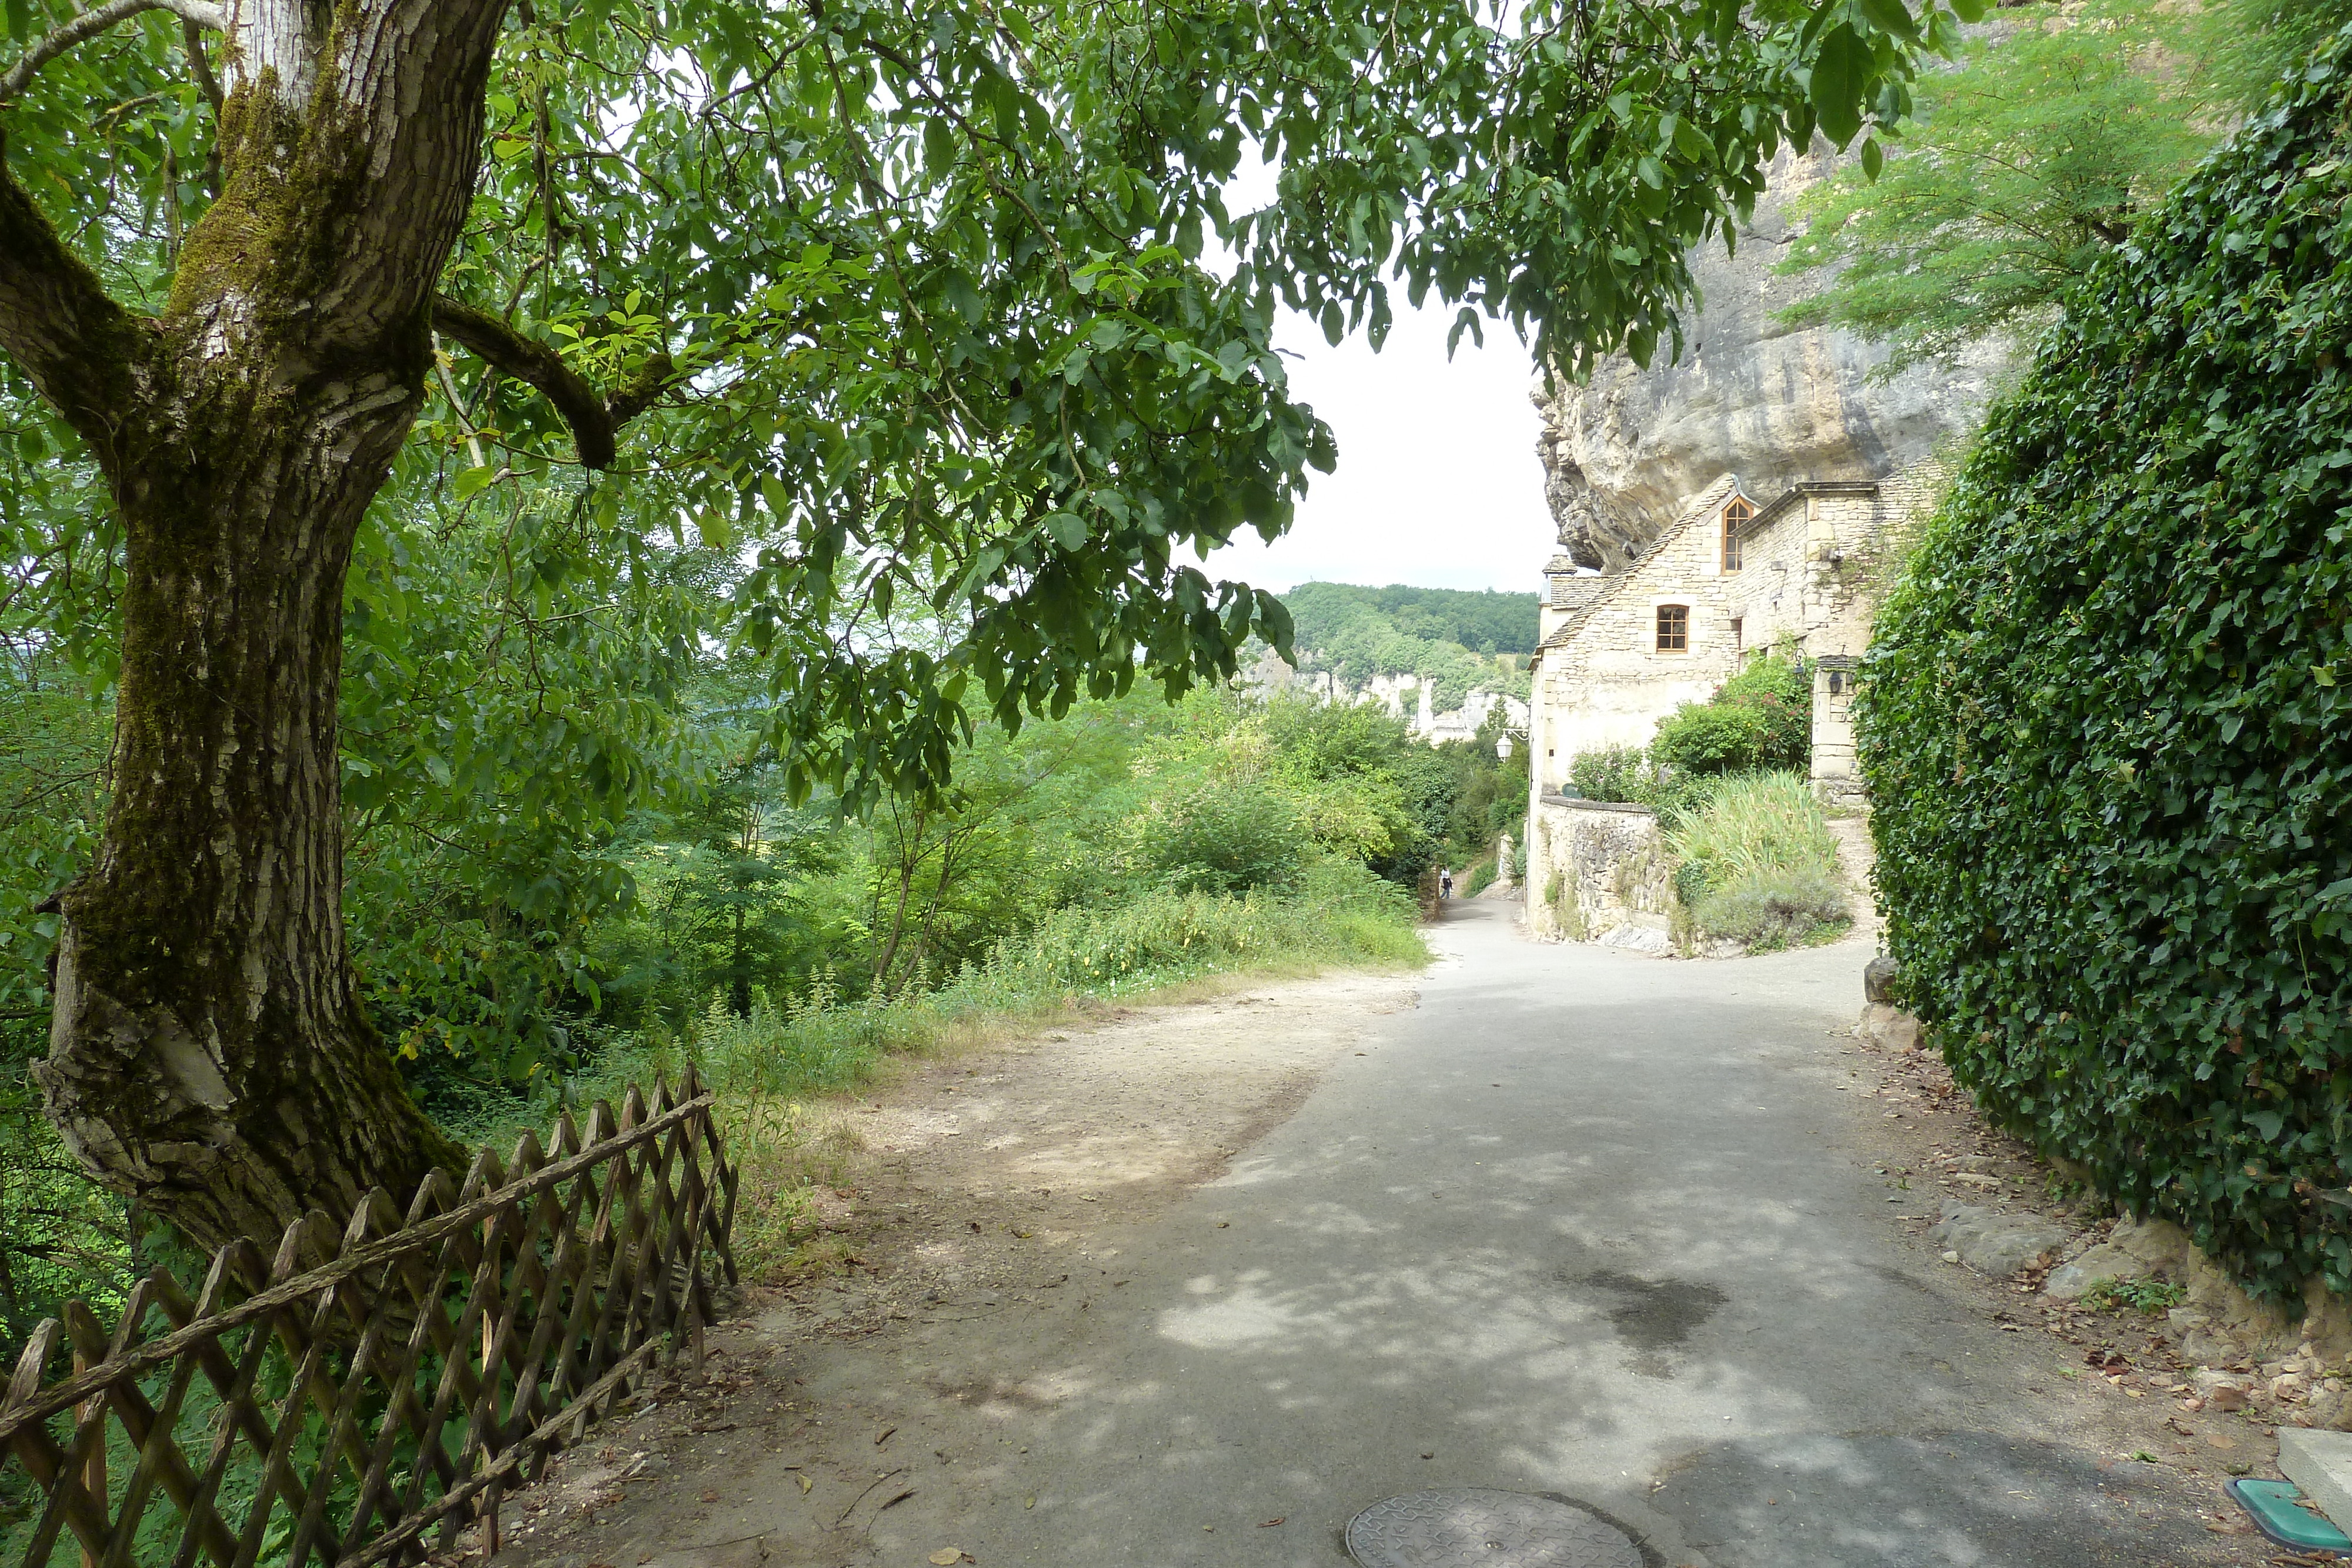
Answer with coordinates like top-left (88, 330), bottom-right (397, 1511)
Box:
top-left (476, 860), bottom-right (1425, 1139)
top-left (1666, 773), bottom-right (1849, 950)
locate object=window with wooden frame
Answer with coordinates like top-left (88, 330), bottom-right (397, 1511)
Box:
top-left (1655, 604), bottom-right (1688, 652)
top-left (1721, 496), bottom-right (1755, 572)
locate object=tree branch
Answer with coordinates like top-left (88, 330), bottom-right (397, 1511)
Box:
top-left (182, 18), bottom-right (222, 115)
top-left (0, 0), bottom-right (224, 103)
top-left (430, 295), bottom-right (674, 470)
top-left (0, 131), bottom-right (151, 466)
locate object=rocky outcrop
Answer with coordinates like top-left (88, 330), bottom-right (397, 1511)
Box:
top-left (1535, 141), bottom-right (2013, 570)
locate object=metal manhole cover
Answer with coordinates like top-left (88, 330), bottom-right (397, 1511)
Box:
top-left (1345, 1489), bottom-right (1642, 1568)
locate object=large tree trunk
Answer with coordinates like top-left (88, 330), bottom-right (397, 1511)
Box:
top-left (1, 0), bottom-right (510, 1248)
top-left (35, 345), bottom-right (466, 1247)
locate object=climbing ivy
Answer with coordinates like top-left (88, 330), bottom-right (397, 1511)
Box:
top-left (1858, 26), bottom-right (2352, 1306)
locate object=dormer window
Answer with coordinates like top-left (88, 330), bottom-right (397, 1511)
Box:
top-left (1656, 604), bottom-right (1688, 652)
top-left (1722, 496), bottom-right (1755, 573)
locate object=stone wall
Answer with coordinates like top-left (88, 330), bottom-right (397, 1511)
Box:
top-left (1524, 795), bottom-right (1676, 952)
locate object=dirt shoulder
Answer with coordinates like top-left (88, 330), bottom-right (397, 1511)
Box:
top-left (486, 969), bottom-right (1419, 1568)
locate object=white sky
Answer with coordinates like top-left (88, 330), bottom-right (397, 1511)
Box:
top-left (1204, 304), bottom-right (1555, 594)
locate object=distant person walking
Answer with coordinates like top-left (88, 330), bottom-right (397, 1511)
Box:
top-left (1440, 868), bottom-right (1454, 901)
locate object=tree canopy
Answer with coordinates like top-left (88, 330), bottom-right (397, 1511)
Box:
top-left (1777, 0), bottom-right (2352, 375)
top-left (1285, 583), bottom-right (1541, 657)
top-left (6, 0), bottom-right (1973, 815)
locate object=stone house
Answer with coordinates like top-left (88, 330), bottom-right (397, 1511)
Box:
top-left (1520, 462), bottom-right (1939, 942)
top-left (1527, 460), bottom-right (1939, 807)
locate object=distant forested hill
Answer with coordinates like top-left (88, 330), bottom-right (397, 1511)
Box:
top-left (1275, 583), bottom-right (1540, 708)
top-left (1284, 583), bottom-right (1541, 656)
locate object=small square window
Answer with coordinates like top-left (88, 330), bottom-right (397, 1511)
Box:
top-left (1656, 605), bottom-right (1688, 652)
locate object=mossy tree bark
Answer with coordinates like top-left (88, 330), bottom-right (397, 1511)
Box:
top-left (0, 0), bottom-right (648, 1249)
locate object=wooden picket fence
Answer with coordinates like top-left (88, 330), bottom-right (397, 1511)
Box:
top-left (0, 1067), bottom-right (737, 1568)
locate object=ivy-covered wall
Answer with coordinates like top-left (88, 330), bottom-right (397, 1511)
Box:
top-left (1859, 29), bottom-right (2352, 1305)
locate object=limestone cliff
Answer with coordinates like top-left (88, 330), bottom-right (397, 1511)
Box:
top-left (1536, 141), bottom-right (2013, 571)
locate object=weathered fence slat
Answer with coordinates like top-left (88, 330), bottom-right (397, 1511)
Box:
top-left (1, 1071), bottom-right (736, 1568)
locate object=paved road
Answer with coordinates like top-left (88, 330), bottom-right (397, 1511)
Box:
top-left (759, 903), bottom-right (2231, 1566)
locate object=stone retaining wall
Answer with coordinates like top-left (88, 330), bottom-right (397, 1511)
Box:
top-left (1524, 795), bottom-right (1677, 952)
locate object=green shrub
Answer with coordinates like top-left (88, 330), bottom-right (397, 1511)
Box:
top-left (1856, 32), bottom-right (2352, 1305)
top-left (1563, 744), bottom-right (1710, 823)
top-left (1151, 788), bottom-right (1308, 894)
top-left (530, 864), bottom-right (1426, 1119)
top-left (1690, 872), bottom-right (1850, 951)
top-left (1464, 858), bottom-right (1497, 897)
top-left (1650, 702), bottom-right (1775, 776)
top-left (1567, 745), bottom-right (1647, 803)
top-left (1651, 653), bottom-right (1812, 777)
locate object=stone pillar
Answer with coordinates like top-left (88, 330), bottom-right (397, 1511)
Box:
top-left (1810, 655), bottom-right (1864, 808)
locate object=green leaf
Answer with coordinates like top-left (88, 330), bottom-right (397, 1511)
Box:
top-left (1857, 0), bottom-right (1920, 45)
top-left (1809, 25), bottom-right (1872, 149)
top-left (1860, 136), bottom-right (1883, 181)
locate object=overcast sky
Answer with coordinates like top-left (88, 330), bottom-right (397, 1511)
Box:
top-left (1202, 300), bottom-right (1558, 596)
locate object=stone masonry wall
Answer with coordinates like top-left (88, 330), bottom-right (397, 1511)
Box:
top-left (1524, 796), bottom-right (1675, 951)
top-left (1531, 478), bottom-right (1816, 795)
top-left (1802, 463), bottom-right (1941, 805)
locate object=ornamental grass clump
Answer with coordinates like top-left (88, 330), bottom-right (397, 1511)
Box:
top-left (1857, 27), bottom-right (2352, 1305)
top-left (1666, 772), bottom-right (1849, 950)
